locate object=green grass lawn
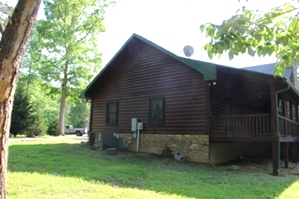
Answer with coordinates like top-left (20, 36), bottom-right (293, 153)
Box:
top-left (7, 140), bottom-right (299, 199)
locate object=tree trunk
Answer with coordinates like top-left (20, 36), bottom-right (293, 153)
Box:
top-left (58, 60), bottom-right (69, 136)
top-left (0, 1), bottom-right (41, 198)
top-left (58, 86), bottom-right (67, 136)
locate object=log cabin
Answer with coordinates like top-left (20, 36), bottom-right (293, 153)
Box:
top-left (80, 33), bottom-right (299, 175)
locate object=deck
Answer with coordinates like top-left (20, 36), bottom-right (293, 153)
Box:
top-left (210, 114), bottom-right (299, 142)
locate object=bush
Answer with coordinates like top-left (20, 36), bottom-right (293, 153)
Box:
top-left (47, 119), bottom-right (59, 136)
top-left (10, 89), bottom-right (34, 137)
top-left (26, 114), bottom-right (46, 137)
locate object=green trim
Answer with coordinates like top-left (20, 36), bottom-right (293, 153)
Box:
top-left (80, 33), bottom-right (217, 98)
top-left (176, 57), bottom-right (217, 81)
top-left (273, 77), bottom-right (299, 175)
top-left (284, 78), bottom-right (299, 96)
top-left (274, 84), bottom-right (290, 175)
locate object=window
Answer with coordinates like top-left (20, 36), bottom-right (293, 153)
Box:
top-left (106, 102), bottom-right (118, 125)
top-left (149, 97), bottom-right (164, 124)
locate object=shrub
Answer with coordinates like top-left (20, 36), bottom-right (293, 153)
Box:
top-left (10, 89), bottom-right (34, 137)
top-left (47, 119), bottom-right (59, 136)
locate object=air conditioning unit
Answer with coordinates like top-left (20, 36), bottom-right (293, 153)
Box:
top-left (102, 132), bottom-right (118, 149)
top-left (89, 132), bottom-right (103, 149)
top-left (118, 136), bottom-right (126, 150)
top-left (90, 132), bottom-right (126, 150)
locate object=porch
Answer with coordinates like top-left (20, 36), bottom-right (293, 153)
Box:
top-left (210, 114), bottom-right (299, 142)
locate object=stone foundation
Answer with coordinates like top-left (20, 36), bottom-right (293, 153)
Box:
top-left (121, 133), bottom-right (209, 163)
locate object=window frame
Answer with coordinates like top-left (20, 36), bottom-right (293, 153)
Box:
top-left (106, 101), bottom-right (118, 126)
top-left (148, 97), bottom-right (165, 125)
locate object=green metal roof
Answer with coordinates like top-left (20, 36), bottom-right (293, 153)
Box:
top-left (80, 33), bottom-right (217, 98)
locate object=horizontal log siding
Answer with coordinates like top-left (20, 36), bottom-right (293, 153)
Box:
top-left (210, 71), bottom-right (244, 115)
top-left (91, 39), bottom-right (208, 134)
top-left (210, 68), bottom-right (271, 115)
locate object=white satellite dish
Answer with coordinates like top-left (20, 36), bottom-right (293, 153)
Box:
top-left (183, 45), bottom-right (194, 58)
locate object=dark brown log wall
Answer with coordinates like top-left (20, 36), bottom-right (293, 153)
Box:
top-left (210, 67), bottom-right (272, 116)
top-left (210, 68), bottom-right (245, 115)
top-left (90, 38), bottom-right (208, 135)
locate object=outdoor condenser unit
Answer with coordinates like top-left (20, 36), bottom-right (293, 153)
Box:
top-left (102, 132), bottom-right (118, 149)
top-left (94, 132), bottom-right (102, 148)
top-left (118, 136), bottom-right (126, 150)
top-left (89, 132), bottom-right (103, 149)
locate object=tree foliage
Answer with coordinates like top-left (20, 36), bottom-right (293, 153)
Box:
top-left (17, 74), bottom-right (60, 136)
top-left (0, 1), bottom-right (14, 34)
top-left (10, 87), bottom-right (34, 137)
top-left (67, 101), bottom-right (90, 127)
top-left (28, 0), bottom-right (113, 135)
top-left (200, 1), bottom-right (299, 76)
top-left (33, 0), bottom-right (108, 96)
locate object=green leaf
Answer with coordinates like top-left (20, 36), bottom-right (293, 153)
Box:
top-left (257, 49), bottom-right (262, 57)
top-left (248, 47), bottom-right (255, 56)
top-left (240, 44), bottom-right (246, 54)
top-left (199, 24), bottom-right (205, 33)
top-left (228, 50), bottom-right (234, 60)
top-left (199, 1), bottom-right (298, 76)
top-left (208, 51), bottom-right (214, 59)
top-left (282, 36), bottom-right (289, 46)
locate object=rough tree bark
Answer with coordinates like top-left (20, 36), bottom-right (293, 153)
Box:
top-left (0, 0), bottom-right (41, 198)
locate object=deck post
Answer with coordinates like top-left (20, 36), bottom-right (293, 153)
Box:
top-left (272, 141), bottom-right (279, 174)
top-left (273, 82), bottom-right (292, 175)
top-left (284, 142), bottom-right (289, 168)
top-left (291, 143), bottom-right (297, 162)
top-left (270, 85), bottom-right (280, 175)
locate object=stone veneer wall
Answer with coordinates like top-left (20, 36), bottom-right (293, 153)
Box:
top-left (121, 133), bottom-right (209, 163)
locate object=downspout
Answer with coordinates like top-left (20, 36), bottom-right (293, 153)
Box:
top-left (275, 80), bottom-right (291, 175)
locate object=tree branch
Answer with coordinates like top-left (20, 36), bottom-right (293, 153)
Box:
top-left (75, 25), bottom-right (93, 44)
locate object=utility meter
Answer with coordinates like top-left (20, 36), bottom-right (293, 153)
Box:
top-left (137, 122), bottom-right (143, 130)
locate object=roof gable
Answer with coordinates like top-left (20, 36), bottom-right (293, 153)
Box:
top-left (80, 33), bottom-right (296, 99)
top-left (80, 33), bottom-right (217, 98)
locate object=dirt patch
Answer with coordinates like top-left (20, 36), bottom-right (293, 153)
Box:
top-left (223, 157), bottom-right (299, 175)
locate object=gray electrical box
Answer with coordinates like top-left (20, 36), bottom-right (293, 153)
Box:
top-left (131, 118), bottom-right (137, 131)
top-left (137, 122), bottom-right (143, 130)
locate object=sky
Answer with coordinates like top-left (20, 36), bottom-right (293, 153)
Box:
top-left (6, 0), bottom-right (293, 68)
top-left (97, 0), bottom-right (293, 67)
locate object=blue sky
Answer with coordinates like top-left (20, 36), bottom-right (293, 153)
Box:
top-left (7, 0), bottom-right (293, 67)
